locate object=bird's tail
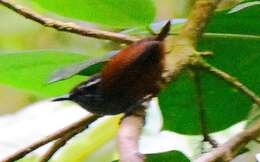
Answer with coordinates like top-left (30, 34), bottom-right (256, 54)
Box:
top-left (155, 20), bottom-right (171, 41)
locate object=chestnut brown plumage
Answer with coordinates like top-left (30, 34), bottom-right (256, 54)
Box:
top-left (53, 21), bottom-right (171, 115)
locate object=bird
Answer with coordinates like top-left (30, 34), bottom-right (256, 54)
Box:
top-left (53, 21), bottom-right (171, 115)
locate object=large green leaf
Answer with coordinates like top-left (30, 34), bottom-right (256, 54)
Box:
top-left (206, 1), bottom-right (260, 35)
top-left (228, 1), bottom-right (260, 14)
top-left (112, 151), bottom-right (190, 162)
top-left (159, 4), bottom-right (260, 134)
top-left (159, 70), bottom-right (252, 134)
top-left (32, 0), bottom-right (155, 28)
top-left (146, 151), bottom-right (190, 162)
top-left (0, 51), bottom-right (90, 97)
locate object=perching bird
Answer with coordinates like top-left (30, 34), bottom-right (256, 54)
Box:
top-left (53, 21), bottom-right (171, 115)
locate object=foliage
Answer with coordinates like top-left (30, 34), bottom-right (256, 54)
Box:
top-left (160, 4), bottom-right (260, 134)
top-left (0, 51), bottom-right (87, 97)
top-left (0, 0), bottom-right (259, 161)
top-left (112, 150), bottom-right (190, 162)
top-left (31, 0), bottom-right (155, 28)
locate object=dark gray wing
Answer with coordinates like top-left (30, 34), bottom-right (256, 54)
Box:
top-left (47, 50), bottom-right (118, 84)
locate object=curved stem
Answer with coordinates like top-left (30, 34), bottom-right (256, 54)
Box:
top-left (192, 69), bottom-right (218, 148)
top-left (2, 114), bottom-right (100, 162)
top-left (199, 61), bottom-right (260, 106)
top-left (195, 121), bottom-right (260, 162)
top-left (0, 0), bottom-right (137, 44)
top-left (39, 125), bottom-right (87, 162)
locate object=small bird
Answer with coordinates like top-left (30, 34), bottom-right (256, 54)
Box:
top-left (53, 21), bottom-right (171, 115)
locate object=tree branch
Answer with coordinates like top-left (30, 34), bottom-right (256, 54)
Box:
top-left (117, 106), bottom-right (146, 162)
top-left (198, 61), bottom-right (260, 106)
top-left (180, 0), bottom-right (221, 46)
top-left (0, 0), bottom-right (138, 44)
top-left (194, 121), bottom-right (260, 162)
top-left (192, 70), bottom-right (218, 148)
top-left (39, 124), bottom-right (88, 162)
top-left (2, 114), bottom-right (100, 162)
top-left (163, 0), bottom-right (221, 81)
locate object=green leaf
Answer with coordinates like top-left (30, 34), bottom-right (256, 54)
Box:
top-left (147, 151), bottom-right (190, 162)
top-left (159, 72), bottom-right (200, 134)
top-left (0, 51), bottom-right (90, 97)
top-left (229, 1), bottom-right (260, 14)
top-left (159, 5), bottom-right (260, 134)
top-left (159, 70), bottom-right (252, 134)
top-left (206, 2), bottom-right (260, 35)
top-left (32, 0), bottom-right (155, 28)
top-left (112, 151), bottom-right (190, 162)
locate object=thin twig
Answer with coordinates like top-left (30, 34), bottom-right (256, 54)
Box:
top-left (194, 121), bottom-right (260, 162)
top-left (2, 114), bottom-right (100, 162)
top-left (199, 61), bottom-right (260, 106)
top-left (192, 70), bottom-right (218, 148)
top-left (180, 0), bottom-right (222, 46)
top-left (39, 124), bottom-right (89, 162)
top-left (0, 0), bottom-right (138, 44)
top-left (117, 106), bottom-right (146, 162)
